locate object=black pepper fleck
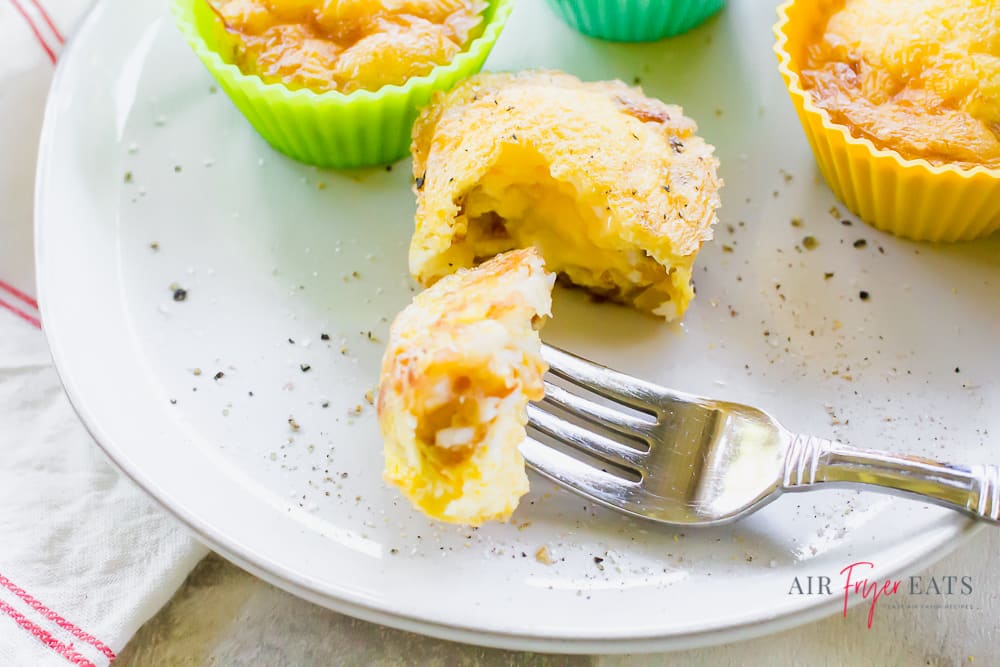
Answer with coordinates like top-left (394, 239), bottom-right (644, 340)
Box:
top-left (414, 172), bottom-right (426, 190)
top-left (214, 371), bottom-right (225, 380)
top-left (853, 239), bottom-right (867, 249)
top-left (300, 364), bottom-right (311, 372)
top-left (172, 287), bottom-right (187, 302)
top-left (859, 290), bottom-right (870, 301)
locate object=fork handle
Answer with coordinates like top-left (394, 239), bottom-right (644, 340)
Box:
top-left (782, 434), bottom-right (1000, 524)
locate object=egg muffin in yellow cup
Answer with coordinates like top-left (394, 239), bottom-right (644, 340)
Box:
top-left (774, 0), bottom-right (1000, 241)
top-left (170, 0), bottom-right (513, 168)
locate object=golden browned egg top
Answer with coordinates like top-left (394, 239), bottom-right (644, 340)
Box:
top-left (208, 0), bottom-right (486, 93)
top-left (409, 70), bottom-right (721, 321)
top-left (800, 0), bottom-right (1000, 169)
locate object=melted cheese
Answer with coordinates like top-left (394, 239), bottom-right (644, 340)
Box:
top-left (445, 148), bottom-right (677, 309)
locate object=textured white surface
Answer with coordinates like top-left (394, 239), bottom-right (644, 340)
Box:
top-left (121, 531), bottom-right (998, 665)
top-left (0, 319), bottom-right (206, 666)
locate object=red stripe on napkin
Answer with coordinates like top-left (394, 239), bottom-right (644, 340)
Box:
top-left (9, 0), bottom-right (57, 63)
top-left (27, 0), bottom-right (63, 43)
top-left (0, 600), bottom-right (99, 667)
top-left (0, 297), bottom-right (42, 329)
top-left (0, 279), bottom-right (39, 310)
top-left (0, 574), bottom-right (116, 662)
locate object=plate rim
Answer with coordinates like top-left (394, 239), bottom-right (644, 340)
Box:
top-left (33, 0), bottom-right (986, 654)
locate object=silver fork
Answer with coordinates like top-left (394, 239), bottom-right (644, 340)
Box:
top-left (522, 344), bottom-right (1000, 526)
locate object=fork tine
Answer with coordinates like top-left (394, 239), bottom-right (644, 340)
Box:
top-left (542, 381), bottom-right (655, 443)
top-left (527, 404), bottom-right (646, 470)
top-left (541, 344), bottom-right (664, 412)
top-left (520, 438), bottom-right (638, 511)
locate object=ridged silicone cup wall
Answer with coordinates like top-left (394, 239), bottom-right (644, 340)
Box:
top-left (545, 0), bottom-right (725, 42)
top-left (774, 0), bottom-right (1000, 242)
top-left (169, 0), bottom-right (514, 169)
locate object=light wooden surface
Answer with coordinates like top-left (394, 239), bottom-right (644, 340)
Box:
top-left (119, 529), bottom-right (997, 665)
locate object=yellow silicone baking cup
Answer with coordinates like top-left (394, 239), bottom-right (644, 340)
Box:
top-left (774, 0), bottom-right (1000, 242)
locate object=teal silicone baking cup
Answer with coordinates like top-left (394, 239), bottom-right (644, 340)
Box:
top-left (169, 0), bottom-right (513, 168)
top-left (546, 0), bottom-right (724, 41)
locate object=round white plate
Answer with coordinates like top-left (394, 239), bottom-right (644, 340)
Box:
top-left (36, 0), bottom-right (997, 653)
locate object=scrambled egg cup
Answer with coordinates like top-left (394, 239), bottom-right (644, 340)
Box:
top-left (410, 71), bottom-right (721, 321)
top-left (378, 248), bottom-right (553, 525)
top-left (775, 0), bottom-right (1000, 241)
top-left (170, 0), bottom-right (512, 167)
top-left (208, 0), bottom-right (488, 94)
top-left (800, 0), bottom-right (1000, 169)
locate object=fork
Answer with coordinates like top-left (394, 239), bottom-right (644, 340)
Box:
top-left (522, 344), bottom-right (1000, 526)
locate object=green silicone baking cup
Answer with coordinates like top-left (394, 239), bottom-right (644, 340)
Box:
top-left (169, 0), bottom-right (513, 168)
top-left (546, 0), bottom-right (724, 41)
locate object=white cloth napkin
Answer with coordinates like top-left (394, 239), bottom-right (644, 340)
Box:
top-left (0, 1), bottom-right (208, 664)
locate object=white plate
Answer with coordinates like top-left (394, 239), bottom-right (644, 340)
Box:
top-left (36, 0), bottom-right (997, 654)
